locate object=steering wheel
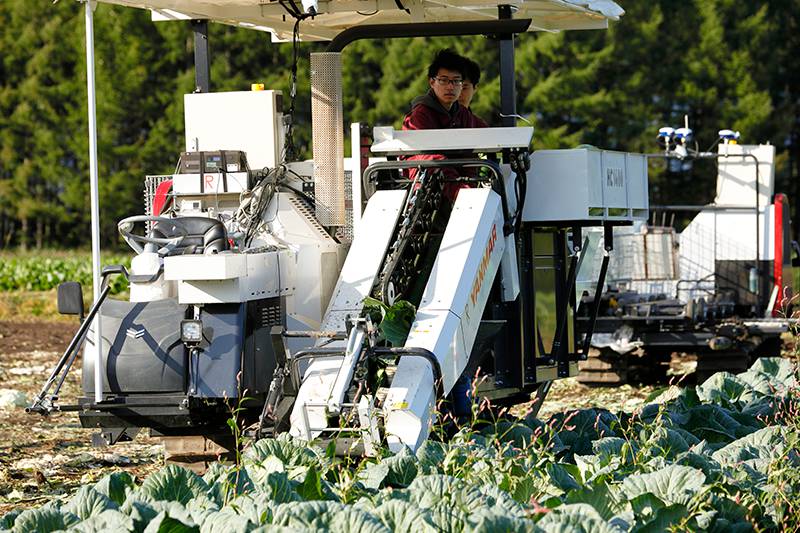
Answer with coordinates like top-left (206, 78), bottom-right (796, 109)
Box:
top-left (118, 215), bottom-right (189, 255)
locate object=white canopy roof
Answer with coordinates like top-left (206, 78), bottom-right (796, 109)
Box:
top-left (93, 0), bottom-right (623, 41)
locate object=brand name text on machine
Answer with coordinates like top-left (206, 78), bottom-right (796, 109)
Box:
top-left (606, 167), bottom-right (624, 187)
top-left (470, 224), bottom-right (498, 306)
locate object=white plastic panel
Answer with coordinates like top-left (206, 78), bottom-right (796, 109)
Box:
top-left (289, 356), bottom-right (342, 440)
top-left (600, 151), bottom-right (628, 208)
top-left (715, 144), bottom-right (775, 208)
top-left (320, 189), bottom-right (406, 330)
top-left (264, 193), bottom-right (346, 352)
top-left (184, 90), bottom-right (283, 171)
top-left (141, 0), bottom-right (621, 42)
top-left (680, 208), bottom-right (774, 270)
top-left (130, 252), bottom-right (175, 302)
top-left (289, 189), bottom-right (405, 441)
top-left (523, 148), bottom-right (649, 223)
top-left (626, 151), bottom-right (649, 215)
top-left (164, 253), bottom-right (246, 280)
top-left (385, 188), bottom-right (505, 452)
top-left (498, 165), bottom-right (521, 301)
top-left (500, 233), bottom-right (520, 301)
top-left (349, 123), bottom-right (364, 236)
top-left (416, 190), bottom-right (505, 328)
top-left (165, 250), bottom-right (293, 304)
top-left (371, 126), bottom-right (533, 155)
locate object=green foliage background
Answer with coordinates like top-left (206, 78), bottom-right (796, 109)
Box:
top-left (0, 251), bottom-right (130, 294)
top-left (1, 0), bottom-right (799, 248)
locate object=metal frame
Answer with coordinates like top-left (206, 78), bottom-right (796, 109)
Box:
top-left (27, 265), bottom-right (129, 415)
top-left (326, 18), bottom-right (531, 52)
top-left (650, 150), bottom-right (765, 287)
top-left (363, 156), bottom-right (616, 397)
top-left (362, 158), bottom-right (512, 224)
top-left (498, 5), bottom-right (516, 127)
top-left (84, 0), bottom-right (104, 405)
top-left (191, 19), bottom-right (210, 92)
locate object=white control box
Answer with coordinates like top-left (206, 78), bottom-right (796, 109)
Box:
top-left (184, 90), bottom-right (284, 171)
top-left (522, 148), bottom-right (648, 223)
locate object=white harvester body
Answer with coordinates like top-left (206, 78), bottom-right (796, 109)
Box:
top-left (31, 0), bottom-right (656, 456)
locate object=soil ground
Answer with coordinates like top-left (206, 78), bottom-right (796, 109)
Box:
top-left (0, 321), bottom-right (162, 515)
top-left (0, 320), bottom-right (689, 515)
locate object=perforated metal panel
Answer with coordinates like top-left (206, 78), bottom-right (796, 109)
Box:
top-left (310, 52), bottom-right (345, 227)
top-left (288, 196), bottom-right (330, 240)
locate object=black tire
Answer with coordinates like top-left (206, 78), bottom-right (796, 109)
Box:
top-left (694, 349), bottom-right (750, 384)
top-left (577, 348), bottom-right (628, 385)
top-left (752, 336), bottom-right (784, 359)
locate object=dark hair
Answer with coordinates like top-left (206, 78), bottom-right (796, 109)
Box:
top-left (427, 49), bottom-right (465, 79)
top-left (462, 57), bottom-right (481, 86)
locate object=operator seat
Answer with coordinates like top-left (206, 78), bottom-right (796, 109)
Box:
top-left (152, 216), bottom-right (229, 255)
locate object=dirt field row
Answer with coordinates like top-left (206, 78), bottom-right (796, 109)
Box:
top-left (0, 321), bottom-right (163, 515)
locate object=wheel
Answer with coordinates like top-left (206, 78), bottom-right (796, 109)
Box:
top-left (161, 434), bottom-right (236, 475)
top-left (118, 215), bottom-right (188, 255)
top-left (577, 348), bottom-right (628, 385)
top-left (752, 336), bottom-right (783, 359)
top-left (627, 349), bottom-right (669, 385)
top-left (694, 349), bottom-right (750, 384)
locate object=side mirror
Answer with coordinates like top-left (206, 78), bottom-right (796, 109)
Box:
top-left (57, 282), bottom-right (84, 319)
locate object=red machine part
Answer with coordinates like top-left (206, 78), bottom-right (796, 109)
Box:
top-left (152, 179), bottom-right (173, 216)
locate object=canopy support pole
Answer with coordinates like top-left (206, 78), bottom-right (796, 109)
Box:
top-left (498, 5), bottom-right (516, 127)
top-left (192, 20), bottom-right (210, 92)
top-left (84, 0), bottom-right (103, 404)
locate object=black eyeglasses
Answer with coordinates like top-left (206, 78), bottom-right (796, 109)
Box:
top-left (433, 77), bottom-right (463, 87)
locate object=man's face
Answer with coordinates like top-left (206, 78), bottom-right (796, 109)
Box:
top-left (458, 80), bottom-right (476, 108)
top-left (429, 67), bottom-right (463, 110)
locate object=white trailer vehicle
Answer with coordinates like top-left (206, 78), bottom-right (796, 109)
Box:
top-left (576, 128), bottom-right (798, 384)
top-left (29, 0), bottom-right (647, 462)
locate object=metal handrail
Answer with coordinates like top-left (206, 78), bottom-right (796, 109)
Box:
top-left (27, 266), bottom-right (129, 415)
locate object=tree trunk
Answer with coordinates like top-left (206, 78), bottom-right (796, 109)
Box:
top-left (20, 217), bottom-right (28, 251)
top-left (3, 219), bottom-right (15, 248)
top-left (35, 218), bottom-right (43, 250)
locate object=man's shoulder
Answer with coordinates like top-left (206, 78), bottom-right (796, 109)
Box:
top-left (410, 93), bottom-right (434, 110)
top-left (405, 101), bottom-right (436, 121)
top-left (456, 106), bottom-right (488, 128)
top-left (404, 96), bottom-right (449, 130)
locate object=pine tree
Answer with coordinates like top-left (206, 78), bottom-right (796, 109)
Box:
top-left (1, 0), bottom-right (797, 247)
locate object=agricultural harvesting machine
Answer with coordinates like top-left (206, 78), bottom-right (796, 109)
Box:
top-left (29, 0), bottom-right (645, 463)
top-left (576, 126), bottom-right (799, 385)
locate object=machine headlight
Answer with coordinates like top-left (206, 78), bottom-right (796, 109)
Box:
top-left (181, 320), bottom-right (203, 344)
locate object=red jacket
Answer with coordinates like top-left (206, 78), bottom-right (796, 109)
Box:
top-left (401, 91), bottom-right (488, 200)
top-left (402, 91), bottom-right (488, 130)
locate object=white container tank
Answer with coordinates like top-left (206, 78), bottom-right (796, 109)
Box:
top-left (522, 148), bottom-right (648, 224)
